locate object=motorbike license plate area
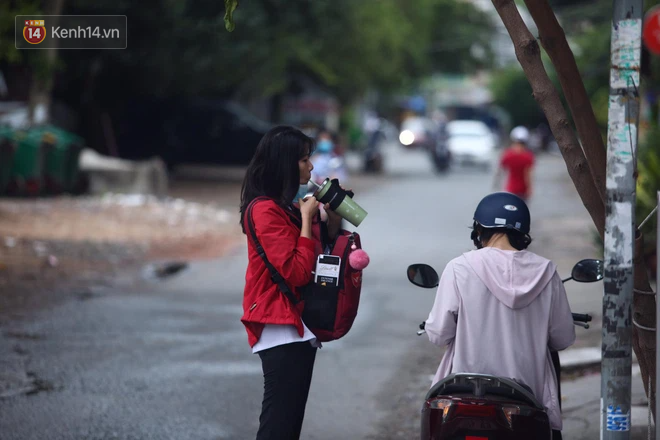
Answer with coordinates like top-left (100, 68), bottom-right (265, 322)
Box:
top-left (460, 418), bottom-right (497, 430)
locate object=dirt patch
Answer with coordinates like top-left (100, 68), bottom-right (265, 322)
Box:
top-left (0, 194), bottom-right (240, 248)
top-left (0, 193), bottom-right (243, 314)
top-left (0, 194), bottom-right (243, 258)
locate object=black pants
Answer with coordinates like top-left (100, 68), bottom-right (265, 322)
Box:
top-left (551, 350), bottom-right (562, 440)
top-left (256, 342), bottom-right (317, 440)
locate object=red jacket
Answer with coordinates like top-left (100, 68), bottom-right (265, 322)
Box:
top-left (241, 198), bottom-right (322, 347)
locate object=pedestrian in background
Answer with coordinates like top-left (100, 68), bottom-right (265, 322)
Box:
top-left (493, 126), bottom-right (535, 201)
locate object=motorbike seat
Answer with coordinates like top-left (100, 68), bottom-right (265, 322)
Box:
top-left (426, 373), bottom-right (545, 410)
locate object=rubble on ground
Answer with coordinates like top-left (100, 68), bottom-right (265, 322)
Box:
top-left (0, 194), bottom-right (243, 309)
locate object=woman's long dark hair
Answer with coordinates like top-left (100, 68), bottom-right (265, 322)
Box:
top-left (239, 126), bottom-right (314, 233)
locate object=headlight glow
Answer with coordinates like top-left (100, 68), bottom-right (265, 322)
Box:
top-left (399, 130), bottom-right (415, 146)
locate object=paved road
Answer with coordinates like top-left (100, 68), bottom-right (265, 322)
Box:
top-left (0, 143), bottom-right (605, 439)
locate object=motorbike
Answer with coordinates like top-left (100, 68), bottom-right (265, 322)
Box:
top-left (407, 258), bottom-right (604, 440)
top-left (363, 127), bottom-right (385, 174)
top-left (430, 123), bottom-right (451, 173)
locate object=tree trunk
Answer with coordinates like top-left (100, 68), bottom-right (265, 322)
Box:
top-left (490, 0), bottom-right (606, 237)
top-left (27, 0), bottom-right (66, 125)
top-left (522, 0), bottom-right (607, 206)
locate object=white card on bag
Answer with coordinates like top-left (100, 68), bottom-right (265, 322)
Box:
top-left (315, 254), bottom-right (340, 286)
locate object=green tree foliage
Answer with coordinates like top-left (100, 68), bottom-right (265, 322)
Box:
top-left (36, 0), bottom-right (495, 107)
top-left (0, 1), bottom-right (52, 83)
top-left (0, 1), bottom-right (41, 64)
top-left (489, 65), bottom-right (544, 127)
top-left (489, 56), bottom-right (562, 128)
top-left (428, 0), bottom-right (495, 73)
top-left (636, 123), bottom-right (660, 254)
top-left (224, 0), bottom-right (238, 31)
top-left (548, 0), bottom-right (611, 34)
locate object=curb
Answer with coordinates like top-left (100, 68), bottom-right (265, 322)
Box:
top-left (559, 347), bottom-right (641, 375)
top-left (559, 347), bottom-right (601, 373)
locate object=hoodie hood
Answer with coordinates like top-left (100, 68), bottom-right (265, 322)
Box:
top-left (462, 248), bottom-right (556, 309)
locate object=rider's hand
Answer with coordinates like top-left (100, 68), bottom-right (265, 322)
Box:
top-left (299, 196), bottom-right (320, 219)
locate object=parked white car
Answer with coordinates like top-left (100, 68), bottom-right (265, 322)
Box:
top-left (446, 120), bottom-right (498, 169)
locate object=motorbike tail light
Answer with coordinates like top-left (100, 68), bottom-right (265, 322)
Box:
top-left (428, 398), bottom-right (452, 420)
top-left (501, 405), bottom-right (521, 427)
top-left (453, 402), bottom-right (497, 418)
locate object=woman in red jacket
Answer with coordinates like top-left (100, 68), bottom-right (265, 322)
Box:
top-left (239, 125), bottom-right (342, 440)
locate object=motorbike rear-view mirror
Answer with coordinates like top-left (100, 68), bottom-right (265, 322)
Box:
top-left (571, 259), bottom-right (604, 283)
top-left (407, 264), bottom-right (440, 288)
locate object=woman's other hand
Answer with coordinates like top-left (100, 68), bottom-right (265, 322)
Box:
top-left (324, 203), bottom-right (342, 223)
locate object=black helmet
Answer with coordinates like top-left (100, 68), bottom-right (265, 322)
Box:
top-left (473, 192), bottom-right (531, 234)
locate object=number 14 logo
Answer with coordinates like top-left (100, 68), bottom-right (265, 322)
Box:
top-left (23, 20), bottom-right (46, 45)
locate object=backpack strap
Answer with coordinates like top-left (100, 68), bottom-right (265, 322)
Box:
top-left (319, 215), bottom-right (330, 250)
top-left (245, 198), bottom-right (301, 305)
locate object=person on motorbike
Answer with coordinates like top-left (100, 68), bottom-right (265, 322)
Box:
top-left (425, 192), bottom-right (575, 439)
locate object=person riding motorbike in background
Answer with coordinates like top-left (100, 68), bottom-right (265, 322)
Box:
top-left (424, 192), bottom-right (575, 440)
top-left (310, 129), bottom-right (348, 186)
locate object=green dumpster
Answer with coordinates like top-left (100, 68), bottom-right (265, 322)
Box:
top-left (0, 126), bottom-right (17, 195)
top-left (9, 129), bottom-right (46, 197)
top-left (23, 125), bottom-right (84, 195)
top-left (37, 126), bottom-right (84, 194)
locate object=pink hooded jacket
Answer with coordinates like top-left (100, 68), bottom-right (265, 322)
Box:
top-left (425, 247), bottom-right (575, 430)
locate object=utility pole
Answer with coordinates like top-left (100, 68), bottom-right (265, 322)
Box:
top-left (601, 0), bottom-right (643, 438)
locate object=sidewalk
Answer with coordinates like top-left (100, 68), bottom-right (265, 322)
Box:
top-left (562, 365), bottom-right (654, 439)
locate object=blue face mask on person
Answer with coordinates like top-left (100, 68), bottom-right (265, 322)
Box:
top-left (292, 184), bottom-right (309, 204)
top-left (316, 139), bottom-right (334, 153)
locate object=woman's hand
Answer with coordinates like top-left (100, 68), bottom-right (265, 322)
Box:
top-left (299, 196), bottom-right (320, 219)
top-left (324, 203), bottom-right (342, 223)
top-left (324, 204), bottom-right (342, 240)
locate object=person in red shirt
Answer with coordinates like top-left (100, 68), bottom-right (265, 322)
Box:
top-left (239, 125), bottom-right (342, 440)
top-left (493, 126), bottom-right (535, 200)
